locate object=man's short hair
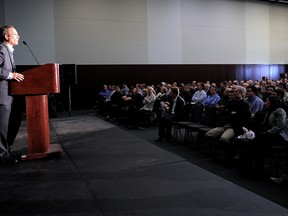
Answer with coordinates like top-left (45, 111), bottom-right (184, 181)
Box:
top-left (0, 25), bottom-right (14, 43)
top-left (171, 87), bottom-right (179, 95)
top-left (247, 85), bottom-right (258, 94)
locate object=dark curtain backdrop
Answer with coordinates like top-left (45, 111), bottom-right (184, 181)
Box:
top-left (17, 64), bottom-right (287, 110)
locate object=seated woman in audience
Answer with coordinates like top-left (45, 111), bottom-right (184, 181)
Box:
top-left (251, 95), bottom-right (288, 177)
top-left (140, 86), bottom-right (156, 112)
top-left (127, 86), bottom-right (156, 128)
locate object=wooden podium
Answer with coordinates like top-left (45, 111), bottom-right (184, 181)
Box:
top-left (11, 63), bottom-right (62, 160)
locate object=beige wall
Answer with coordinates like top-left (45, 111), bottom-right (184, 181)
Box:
top-left (0, 0), bottom-right (5, 26)
top-left (2, 0), bottom-right (288, 65)
top-left (4, 0), bottom-right (55, 65)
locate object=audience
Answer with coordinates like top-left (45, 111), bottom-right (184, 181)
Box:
top-left (93, 74), bottom-right (288, 181)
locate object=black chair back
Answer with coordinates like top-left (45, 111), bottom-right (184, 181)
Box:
top-left (190, 103), bottom-right (204, 122)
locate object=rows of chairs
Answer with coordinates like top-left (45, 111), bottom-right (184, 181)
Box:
top-left (173, 103), bottom-right (217, 145)
top-left (171, 103), bottom-right (288, 179)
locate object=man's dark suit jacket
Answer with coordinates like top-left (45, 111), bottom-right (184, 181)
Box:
top-left (167, 96), bottom-right (185, 121)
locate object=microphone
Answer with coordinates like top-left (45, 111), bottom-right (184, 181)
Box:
top-left (23, 41), bottom-right (40, 65)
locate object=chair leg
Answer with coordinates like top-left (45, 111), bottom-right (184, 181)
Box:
top-left (173, 126), bottom-right (178, 142)
top-left (173, 126), bottom-right (183, 142)
top-left (184, 129), bottom-right (194, 144)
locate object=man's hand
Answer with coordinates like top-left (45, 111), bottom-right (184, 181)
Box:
top-left (12, 72), bottom-right (24, 82)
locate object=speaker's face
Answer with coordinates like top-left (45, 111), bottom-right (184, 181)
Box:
top-left (6, 27), bottom-right (20, 46)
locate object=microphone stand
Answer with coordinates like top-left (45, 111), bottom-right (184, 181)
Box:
top-left (23, 41), bottom-right (40, 65)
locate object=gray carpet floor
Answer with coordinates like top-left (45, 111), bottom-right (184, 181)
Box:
top-left (0, 110), bottom-right (287, 216)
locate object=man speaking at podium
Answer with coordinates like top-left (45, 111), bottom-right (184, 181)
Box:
top-left (0, 25), bottom-right (24, 165)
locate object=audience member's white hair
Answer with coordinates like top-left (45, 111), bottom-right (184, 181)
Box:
top-left (235, 85), bottom-right (246, 97)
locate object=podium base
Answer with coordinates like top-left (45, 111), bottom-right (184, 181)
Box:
top-left (21, 144), bottom-right (62, 161)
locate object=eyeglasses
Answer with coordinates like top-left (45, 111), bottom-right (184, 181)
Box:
top-left (8, 33), bottom-right (19, 37)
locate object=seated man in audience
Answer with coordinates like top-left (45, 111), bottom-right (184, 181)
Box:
top-left (120, 83), bottom-right (129, 96)
top-left (190, 82), bottom-right (207, 122)
top-left (244, 85), bottom-right (264, 118)
top-left (97, 85), bottom-right (115, 114)
top-left (205, 85), bottom-right (251, 144)
top-left (217, 81), bottom-right (227, 97)
top-left (180, 84), bottom-right (192, 103)
top-left (104, 85), bottom-right (123, 121)
top-left (95, 84), bottom-right (110, 113)
top-left (121, 87), bottom-right (143, 122)
top-left (154, 86), bottom-right (169, 120)
top-left (99, 84), bottom-right (110, 98)
top-left (156, 87), bottom-right (185, 142)
top-left (277, 82), bottom-right (288, 102)
top-left (262, 85), bottom-right (275, 102)
top-left (191, 82), bottom-right (207, 104)
top-left (204, 82), bottom-right (211, 96)
top-left (203, 85), bottom-right (221, 107)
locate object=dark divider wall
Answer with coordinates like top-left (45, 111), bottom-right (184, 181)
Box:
top-left (17, 64), bottom-right (287, 111)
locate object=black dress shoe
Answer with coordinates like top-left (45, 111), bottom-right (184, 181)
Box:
top-left (162, 138), bottom-right (171, 143)
top-left (155, 138), bottom-right (164, 142)
top-left (1, 156), bottom-right (19, 165)
top-left (10, 151), bottom-right (22, 161)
